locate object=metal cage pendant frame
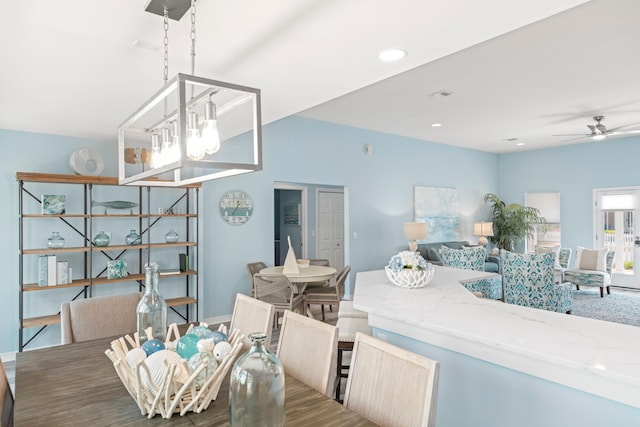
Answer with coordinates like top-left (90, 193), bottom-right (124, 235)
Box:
top-left (118, 73), bottom-right (262, 187)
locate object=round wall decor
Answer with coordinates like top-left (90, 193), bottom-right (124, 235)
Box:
top-left (219, 190), bottom-right (253, 225)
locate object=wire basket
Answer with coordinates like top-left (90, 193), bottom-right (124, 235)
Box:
top-left (385, 266), bottom-right (435, 288)
top-left (105, 323), bottom-right (244, 419)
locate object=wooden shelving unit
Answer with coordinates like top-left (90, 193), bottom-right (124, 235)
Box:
top-left (17, 172), bottom-right (200, 351)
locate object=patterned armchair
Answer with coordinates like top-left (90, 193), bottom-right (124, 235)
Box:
top-left (440, 246), bottom-right (502, 299)
top-left (563, 250), bottom-right (615, 298)
top-left (501, 250), bottom-right (573, 313)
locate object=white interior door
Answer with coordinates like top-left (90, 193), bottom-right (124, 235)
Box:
top-left (317, 190), bottom-right (344, 271)
top-left (594, 188), bottom-right (640, 289)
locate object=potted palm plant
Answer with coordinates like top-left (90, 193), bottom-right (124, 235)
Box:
top-left (483, 193), bottom-right (545, 252)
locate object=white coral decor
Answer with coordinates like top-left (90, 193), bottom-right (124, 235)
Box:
top-left (385, 251), bottom-right (434, 288)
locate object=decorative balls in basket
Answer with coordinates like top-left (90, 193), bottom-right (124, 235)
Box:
top-left (385, 250), bottom-right (435, 288)
top-left (105, 323), bottom-right (244, 419)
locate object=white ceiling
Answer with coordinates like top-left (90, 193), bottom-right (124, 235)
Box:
top-left (2, 0), bottom-right (639, 153)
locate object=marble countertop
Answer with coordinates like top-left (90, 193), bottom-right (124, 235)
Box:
top-left (353, 266), bottom-right (640, 408)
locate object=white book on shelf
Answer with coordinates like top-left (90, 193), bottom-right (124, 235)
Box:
top-left (56, 260), bottom-right (69, 284)
top-left (47, 255), bottom-right (57, 286)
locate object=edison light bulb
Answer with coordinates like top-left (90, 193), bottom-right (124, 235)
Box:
top-left (202, 100), bottom-right (221, 154)
top-left (150, 134), bottom-right (161, 168)
top-left (186, 112), bottom-right (205, 160)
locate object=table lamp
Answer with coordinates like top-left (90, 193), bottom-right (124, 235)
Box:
top-left (473, 222), bottom-right (494, 246)
top-left (404, 222), bottom-right (428, 252)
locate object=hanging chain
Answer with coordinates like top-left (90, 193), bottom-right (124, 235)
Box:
top-left (163, 8), bottom-right (169, 85)
top-left (190, 0), bottom-right (197, 76)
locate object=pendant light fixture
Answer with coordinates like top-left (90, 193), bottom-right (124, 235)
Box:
top-left (118, 0), bottom-right (262, 186)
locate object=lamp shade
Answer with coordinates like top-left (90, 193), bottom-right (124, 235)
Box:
top-left (404, 222), bottom-right (428, 241)
top-left (473, 222), bottom-right (494, 237)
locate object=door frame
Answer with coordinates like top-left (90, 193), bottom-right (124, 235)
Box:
top-left (315, 187), bottom-right (345, 270)
top-left (593, 186), bottom-right (640, 288)
top-left (275, 182), bottom-right (308, 259)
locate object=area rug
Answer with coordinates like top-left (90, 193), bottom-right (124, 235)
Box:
top-left (571, 289), bottom-right (640, 327)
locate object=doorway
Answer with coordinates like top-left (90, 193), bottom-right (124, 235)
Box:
top-left (594, 188), bottom-right (640, 289)
top-left (273, 182), bottom-right (345, 270)
top-left (274, 184), bottom-right (307, 265)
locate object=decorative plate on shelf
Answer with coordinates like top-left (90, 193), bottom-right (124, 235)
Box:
top-left (70, 148), bottom-right (104, 176)
top-left (219, 190), bottom-right (253, 225)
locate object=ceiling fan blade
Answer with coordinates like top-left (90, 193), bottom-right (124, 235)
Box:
top-left (562, 135), bottom-right (589, 143)
top-left (607, 121), bottom-right (640, 132)
top-left (596, 124), bottom-right (607, 133)
top-left (552, 133), bottom-right (590, 137)
top-left (587, 124), bottom-right (596, 133)
top-left (609, 130), bottom-right (640, 136)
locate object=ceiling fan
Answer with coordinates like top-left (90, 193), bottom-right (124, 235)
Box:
top-left (553, 115), bottom-right (640, 142)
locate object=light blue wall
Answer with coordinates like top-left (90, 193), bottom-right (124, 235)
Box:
top-left (498, 135), bottom-right (640, 257)
top-left (1, 116), bottom-right (497, 352)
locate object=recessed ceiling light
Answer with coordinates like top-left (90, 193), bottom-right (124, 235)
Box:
top-left (429, 90), bottom-right (454, 98)
top-left (431, 123), bottom-right (442, 127)
top-left (378, 49), bottom-right (407, 62)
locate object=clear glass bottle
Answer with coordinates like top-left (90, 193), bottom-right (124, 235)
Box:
top-left (93, 231), bottom-right (110, 247)
top-left (125, 229), bottom-right (141, 245)
top-left (165, 229), bottom-right (179, 243)
top-left (47, 231), bottom-right (65, 249)
top-left (229, 332), bottom-right (285, 426)
top-left (136, 262), bottom-right (167, 344)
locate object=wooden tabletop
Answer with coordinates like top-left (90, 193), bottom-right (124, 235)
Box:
top-left (15, 334), bottom-right (374, 426)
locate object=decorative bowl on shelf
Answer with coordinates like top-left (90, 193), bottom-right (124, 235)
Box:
top-left (385, 251), bottom-right (434, 289)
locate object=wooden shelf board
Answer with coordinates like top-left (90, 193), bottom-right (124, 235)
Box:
top-left (16, 172), bottom-right (202, 188)
top-left (22, 214), bottom-right (88, 218)
top-left (23, 314), bottom-right (61, 328)
top-left (22, 271), bottom-right (197, 291)
top-left (90, 214), bottom-right (148, 218)
top-left (167, 296), bottom-right (197, 307)
top-left (23, 247), bottom-right (90, 255)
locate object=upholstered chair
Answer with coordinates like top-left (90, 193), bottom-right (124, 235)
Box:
top-left (563, 248), bottom-right (615, 297)
top-left (440, 245), bottom-right (486, 271)
top-left (501, 250), bottom-right (573, 313)
top-left (440, 246), bottom-right (502, 299)
top-left (60, 293), bottom-right (140, 344)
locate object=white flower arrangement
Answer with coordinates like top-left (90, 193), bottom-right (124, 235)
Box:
top-left (385, 251), bottom-right (435, 289)
top-left (387, 251), bottom-right (429, 272)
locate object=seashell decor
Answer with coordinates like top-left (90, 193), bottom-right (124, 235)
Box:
top-left (105, 322), bottom-right (244, 419)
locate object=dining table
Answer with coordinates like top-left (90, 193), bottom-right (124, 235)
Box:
top-left (259, 265), bottom-right (337, 294)
top-left (14, 332), bottom-right (374, 426)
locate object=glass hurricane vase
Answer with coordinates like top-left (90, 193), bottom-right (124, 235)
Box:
top-left (229, 332), bottom-right (285, 426)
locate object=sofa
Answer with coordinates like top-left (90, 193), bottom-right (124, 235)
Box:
top-left (417, 241), bottom-right (500, 273)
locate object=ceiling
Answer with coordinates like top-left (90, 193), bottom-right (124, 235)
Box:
top-left (2, 0), bottom-right (639, 153)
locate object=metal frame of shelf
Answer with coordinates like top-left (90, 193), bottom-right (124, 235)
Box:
top-left (17, 172), bottom-right (200, 351)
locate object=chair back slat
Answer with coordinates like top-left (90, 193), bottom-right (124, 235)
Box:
top-left (344, 333), bottom-right (439, 427)
top-left (277, 311), bottom-right (338, 396)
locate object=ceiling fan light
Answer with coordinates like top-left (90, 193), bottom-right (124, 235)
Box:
top-left (592, 134), bottom-right (607, 140)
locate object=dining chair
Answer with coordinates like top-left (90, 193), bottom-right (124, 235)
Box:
top-left (276, 310), bottom-right (338, 397)
top-left (229, 293), bottom-right (275, 350)
top-left (253, 273), bottom-right (305, 327)
top-left (60, 293), bottom-right (140, 345)
top-left (0, 359), bottom-right (13, 427)
top-left (245, 261), bottom-right (268, 295)
top-left (305, 265), bottom-right (351, 321)
top-left (305, 258), bottom-right (332, 288)
top-left (343, 332), bottom-right (440, 427)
